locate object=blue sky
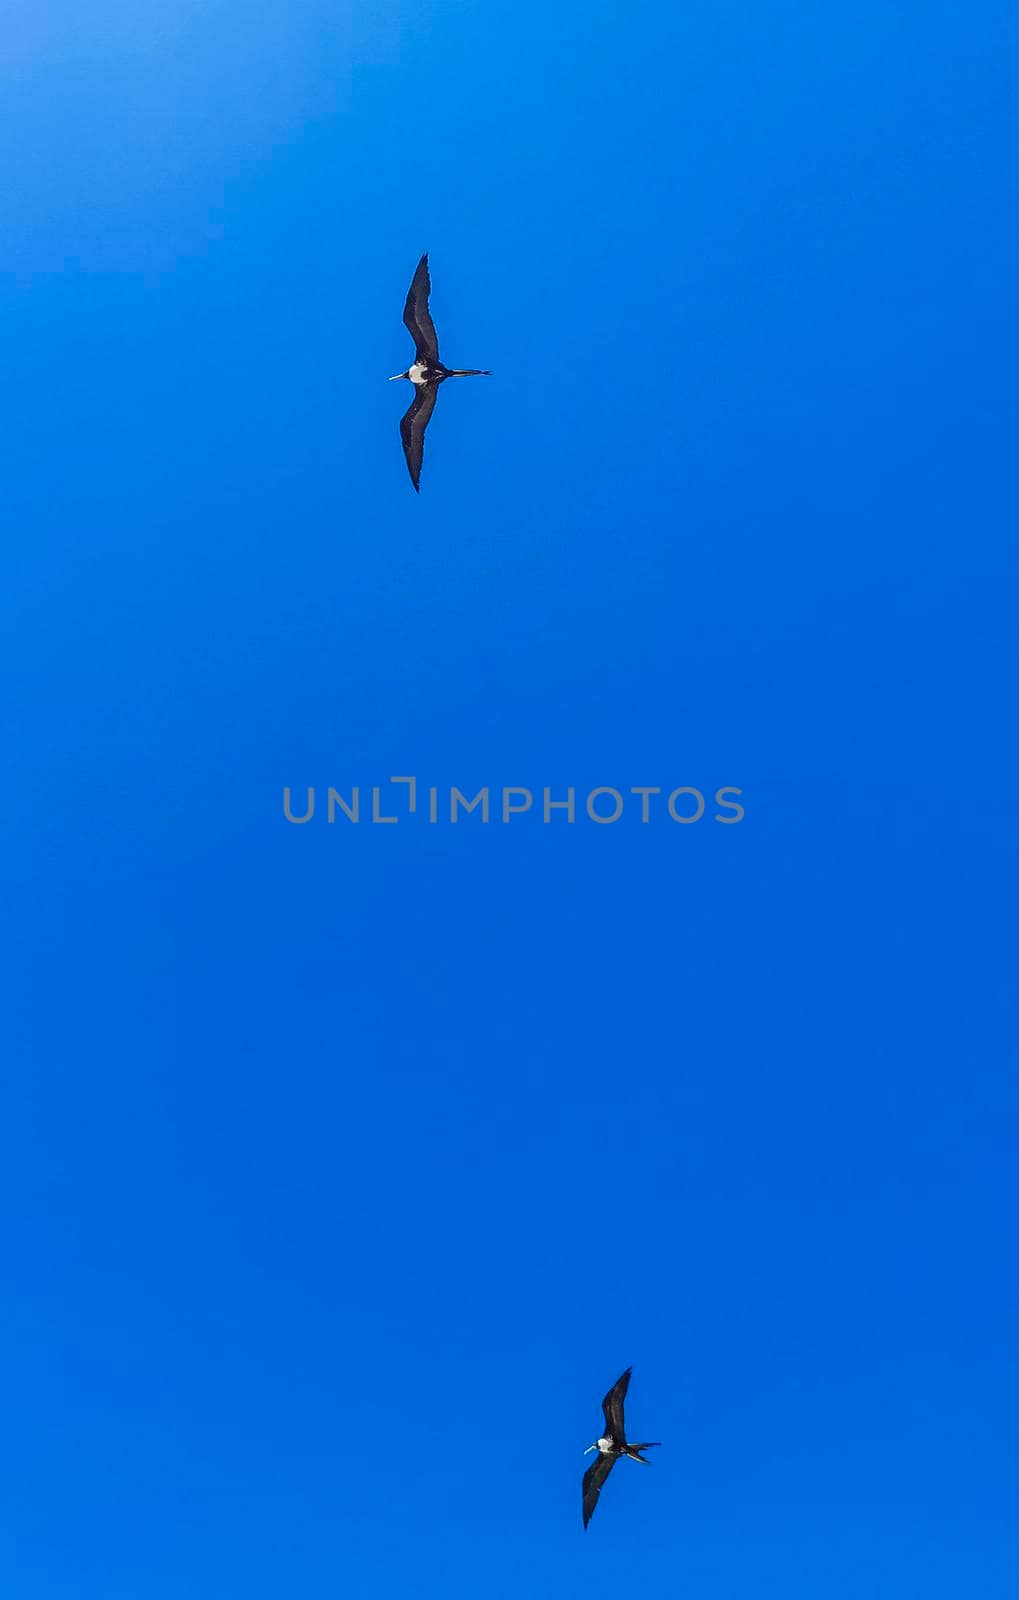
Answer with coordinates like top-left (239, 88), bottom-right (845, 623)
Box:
top-left (3, 3), bottom-right (1018, 1595)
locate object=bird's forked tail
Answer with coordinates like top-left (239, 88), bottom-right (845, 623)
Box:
top-left (447, 369), bottom-right (491, 377)
top-left (625, 1443), bottom-right (661, 1464)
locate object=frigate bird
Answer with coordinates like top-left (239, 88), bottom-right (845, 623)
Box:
top-left (582, 1367), bottom-right (660, 1529)
top-left (389, 253), bottom-right (490, 491)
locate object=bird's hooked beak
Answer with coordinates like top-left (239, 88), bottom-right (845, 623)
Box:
top-left (389, 372), bottom-right (408, 381)
top-left (583, 1444), bottom-right (597, 1455)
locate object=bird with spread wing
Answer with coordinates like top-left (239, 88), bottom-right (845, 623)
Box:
top-left (389, 253), bottom-right (490, 492)
top-left (582, 1367), bottom-right (661, 1529)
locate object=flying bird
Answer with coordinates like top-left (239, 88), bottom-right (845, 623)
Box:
top-left (390, 253), bottom-right (490, 491)
top-left (582, 1367), bottom-right (660, 1529)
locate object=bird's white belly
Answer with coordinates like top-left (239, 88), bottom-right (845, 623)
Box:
top-left (597, 1437), bottom-right (613, 1454)
top-left (409, 362), bottom-right (428, 385)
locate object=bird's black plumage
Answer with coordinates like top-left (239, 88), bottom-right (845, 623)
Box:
top-left (390, 253), bottom-right (490, 491)
top-left (601, 1366), bottom-right (632, 1445)
top-left (402, 253), bottom-right (440, 365)
top-left (398, 383), bottom-right (439, 495)
top-left (582, 1451), bottom-right (617, 1530)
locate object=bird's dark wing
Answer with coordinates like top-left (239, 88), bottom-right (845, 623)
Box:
top-left (402, 253), bottom-right (440, 364)
top-left (582, 1452), bottom-right (617, 1529)
top-left (601, 1367), bottom-right (632, 1445)
top-left (399, 383), bottom-right (439, 492)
